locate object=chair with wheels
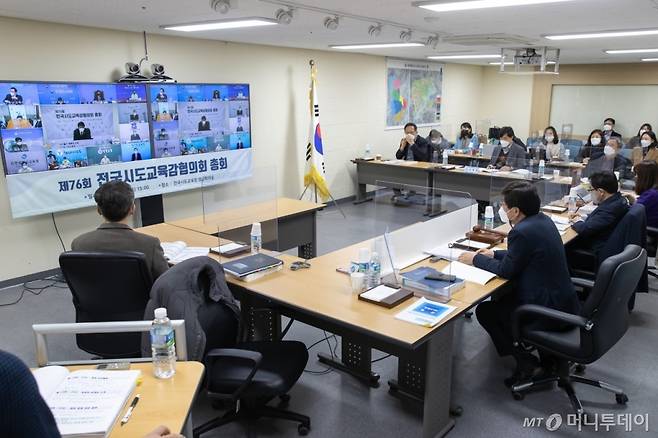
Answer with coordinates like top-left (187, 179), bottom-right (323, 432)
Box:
top-left (59, 251), bottom-right (153, 358)
top-left (510, 244), bottom-right (646, 415)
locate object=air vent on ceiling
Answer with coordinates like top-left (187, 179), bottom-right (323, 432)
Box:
top-left (442, 34), bottom-right (535, 47)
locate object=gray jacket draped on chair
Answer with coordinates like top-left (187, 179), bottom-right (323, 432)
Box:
top-left (141, 256), bottom-right (240, 361)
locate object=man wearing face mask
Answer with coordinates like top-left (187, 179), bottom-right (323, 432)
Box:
top-left (395, 122), bottom-right (430, 162)
top-left (583, 137), bottom-right (632, 181)
top-left (73, 121), bottom-right (92, 141)
top-left (488, 126), bottom-right (527, 171)
top-left (458, 181), bottom-right (580, 386)
top-left (569, 171), bottom-right (629, 258)
top-left (602, 117), bottom-right (622, 142)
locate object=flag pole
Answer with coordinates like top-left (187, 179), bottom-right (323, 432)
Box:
top-left (299, 59), bottom-right (345, 218)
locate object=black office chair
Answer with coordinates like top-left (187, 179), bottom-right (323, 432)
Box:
top-left (646, 226), bottom-right (658, 279)
top-left (59, 251), bottom-right (153, 358)
top-left (510, 244), bottom-right (646, 415)
top-left (194, 300), bottom-right (311, 437)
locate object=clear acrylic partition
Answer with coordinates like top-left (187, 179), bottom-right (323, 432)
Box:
top-left (201, 165), bottom-right (279, 253)
top-left (475, 119), bottom-right (492, 145)
top-left (371, 180), bottom-right (476, 286)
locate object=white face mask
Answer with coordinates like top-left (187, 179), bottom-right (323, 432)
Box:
top-left (545, 135), bottom-right (554, 143)
top-left (79, 128), bottom-right (84, 132)
top-left (500, 139), bottom-right (511, 149)
top-left (431, 137), bottom-right (442, 145)
top-left (604, 145), bottom-right (616, 157)
top-left (591, 190), bottom-right (602, 205)
top-left (641, 139), bottom-right (652, 148)
top-left (590, 137), bottom-right (601, 146)
top-left (603, 124), bottom-right (613, 132)
top-left (498, 206), bottom-right (509, 224)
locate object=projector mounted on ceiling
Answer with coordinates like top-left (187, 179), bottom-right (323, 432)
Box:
top-left (499, 47), bottom-right (560, 75)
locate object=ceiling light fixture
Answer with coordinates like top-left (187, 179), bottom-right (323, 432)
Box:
top-left (399, 29), bottom-right (413, 42)
top-left (605, 48), bottom-right (658, 54)
top-left (324, 16), bottom-right (340, 31)
top-left (489, 61), bottom-right (556, 65)
top-left (428, 54), bottom-right (501, 59)
top-left (210, 0), bottom-right (231, 14)
top-left (641, 58), bottom-right (658, 62)
top-left (161, 17), bottom-right (278, 32)
top-left (275, 8), bottom-right (294, 25)
top-left (368, 24), bottom-right (383, 37)
top-left (331, 42), bottom-right (426, 50)
top-left (545, 28), bottom-right (658, 40)
top-left (414, 0), bottom-right (574, 13)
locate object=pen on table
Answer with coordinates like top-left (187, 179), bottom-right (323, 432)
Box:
top-left (120, 394), bottom-right (140, 426)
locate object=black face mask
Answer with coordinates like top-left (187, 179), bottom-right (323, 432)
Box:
top-left (461, 130), bottom-right (471, 138)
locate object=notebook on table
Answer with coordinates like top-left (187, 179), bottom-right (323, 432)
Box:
top-left (222, 253), bottom-right (284, 281)
top-left (160, 241), bottom-right (210, 264)
top-left (33, 366), bottom-right (140, 437)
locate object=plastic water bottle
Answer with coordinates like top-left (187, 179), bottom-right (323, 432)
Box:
top-left (406, 147), bottom-right (414, 161)
top-left (538, 159), bottom-right (545, 178)
top-left (568, 189), bottom-right (578, 215)
top-left (250, 222), bottom-right (262, 254)
top-left (432, 149), bottom-right (439, 163)
top-left (364, 144), bottom-right (372, 158)
top-left (484, 206), bottom-right (495, 230)
top-left (366, 252), bottom-right (381, 289)
top-left (442, 149), bottom-right (449, 165)
top-left (564, 149), bottom-right (571, 162)
top-left (151, 307), bottom-right (176, 379)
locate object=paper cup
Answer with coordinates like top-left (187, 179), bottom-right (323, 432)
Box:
top-left (553, 170), bottom-right (560, 180)
top-left (350, 272), bottom-right (365, 294)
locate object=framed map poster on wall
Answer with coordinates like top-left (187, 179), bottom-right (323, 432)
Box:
top-left (386, 59), bottom-right (443, 129)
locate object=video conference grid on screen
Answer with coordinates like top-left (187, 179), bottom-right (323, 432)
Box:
top-left (0, 82), bottom-right (252, 175)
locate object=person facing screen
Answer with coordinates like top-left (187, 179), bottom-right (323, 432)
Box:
top-left (73, 121), bottom-right (92, 140)
top-left (3, 86), bottom-right (23, 105)
top-left (72, 180), bottom-right (169, 278)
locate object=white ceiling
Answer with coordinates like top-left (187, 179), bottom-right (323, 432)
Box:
top-left (2, 0), bottom-right (658, 64)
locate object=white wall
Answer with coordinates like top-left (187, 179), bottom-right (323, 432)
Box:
top-left (478, 67), bottom-right (534, 140)
top-left (0, 17), bottom-right (488, 280)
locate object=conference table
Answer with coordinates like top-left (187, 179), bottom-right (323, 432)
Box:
top-left (137, 199), bottom-right (580, 438)
top-left (63, 361), bottom-right (204, 438)
top-left (167, 197), bottom-right (325, 258)
top-left (352, 158), bottom-right (573, 206)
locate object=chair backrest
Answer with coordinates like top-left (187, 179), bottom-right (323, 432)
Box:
top-left (59, 251), bottom-right (153, 358)
top-left (580, 245), bottom-right (646, 361)
top-left (600, 203), bottom-right (646, 263)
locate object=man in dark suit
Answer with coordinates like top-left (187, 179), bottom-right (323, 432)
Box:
top-left (488, 126), bottom-right (528, 170)
top-left (602, 117), bottom-right (623, 142)
top-left (130, 110), bottom-right (140, 122)
top-left (3, 87), bottom-right (23, 105)
top-left (198, 116), bottom-right (211, 131)
top-left (93, 90), bottom-right (105, 102)
top-left (458, 181), bottom-right (581, 386)
top-left (73, 121), bottom-right (92, 140)
top-left (156, 88), bottom-right (168, 102)
top-left (131, 147), bottom-right (142, 160)
top-left (569, 171), bottom-right (629, 257)
top-left (395, 122), bottom-right (431, 162)
top-left (71, 180), bottom-right (169, 279)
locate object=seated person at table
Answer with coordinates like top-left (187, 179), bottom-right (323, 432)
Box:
top-left (395, 122), bottom-right (430, 162)
top-left (633, 130), bottom-right (658, 165)
top-left (569, 171), bottom-right (629, 257)
top-left (426, 129), bottom-right (451, 160)
top-left (488, 126), bottom-right (527, 170)
top-left (458, 181), bottom-right (581, 385)
top-left (626, 123), bottom-right (652, 149)
top-left (630, 160), bottom-right (658, 228)
top-left (454, 122), bottom-right (479, 150)
top-left (576, 129), bottom-right (605, 164)
top-left (72, 180), bottom-right (169, 279)
top-left (543, 126), bottom-right (565, 161)
top-left (583, 137), bottom-right (632, 181)
top-left (602, 117), bottom-right (623, 142)
top-left (0, 350), bottom-right (183, 438)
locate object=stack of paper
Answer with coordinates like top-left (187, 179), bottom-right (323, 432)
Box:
top-left (33, 367), bottom-right (140, 437)
top-left (161, 241), bottom-right (210, 263)
top-left (550, 215), bottom-right (571, 233)
top-left (441, 261), bottom-right (497, 286)
top-left (424, 244), bottom-right (466, 261)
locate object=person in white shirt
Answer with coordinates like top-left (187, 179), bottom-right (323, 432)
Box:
top-left (17, 161), bottom-right (33, 173)
top-left (100, 154), bottom-right (111, 165)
